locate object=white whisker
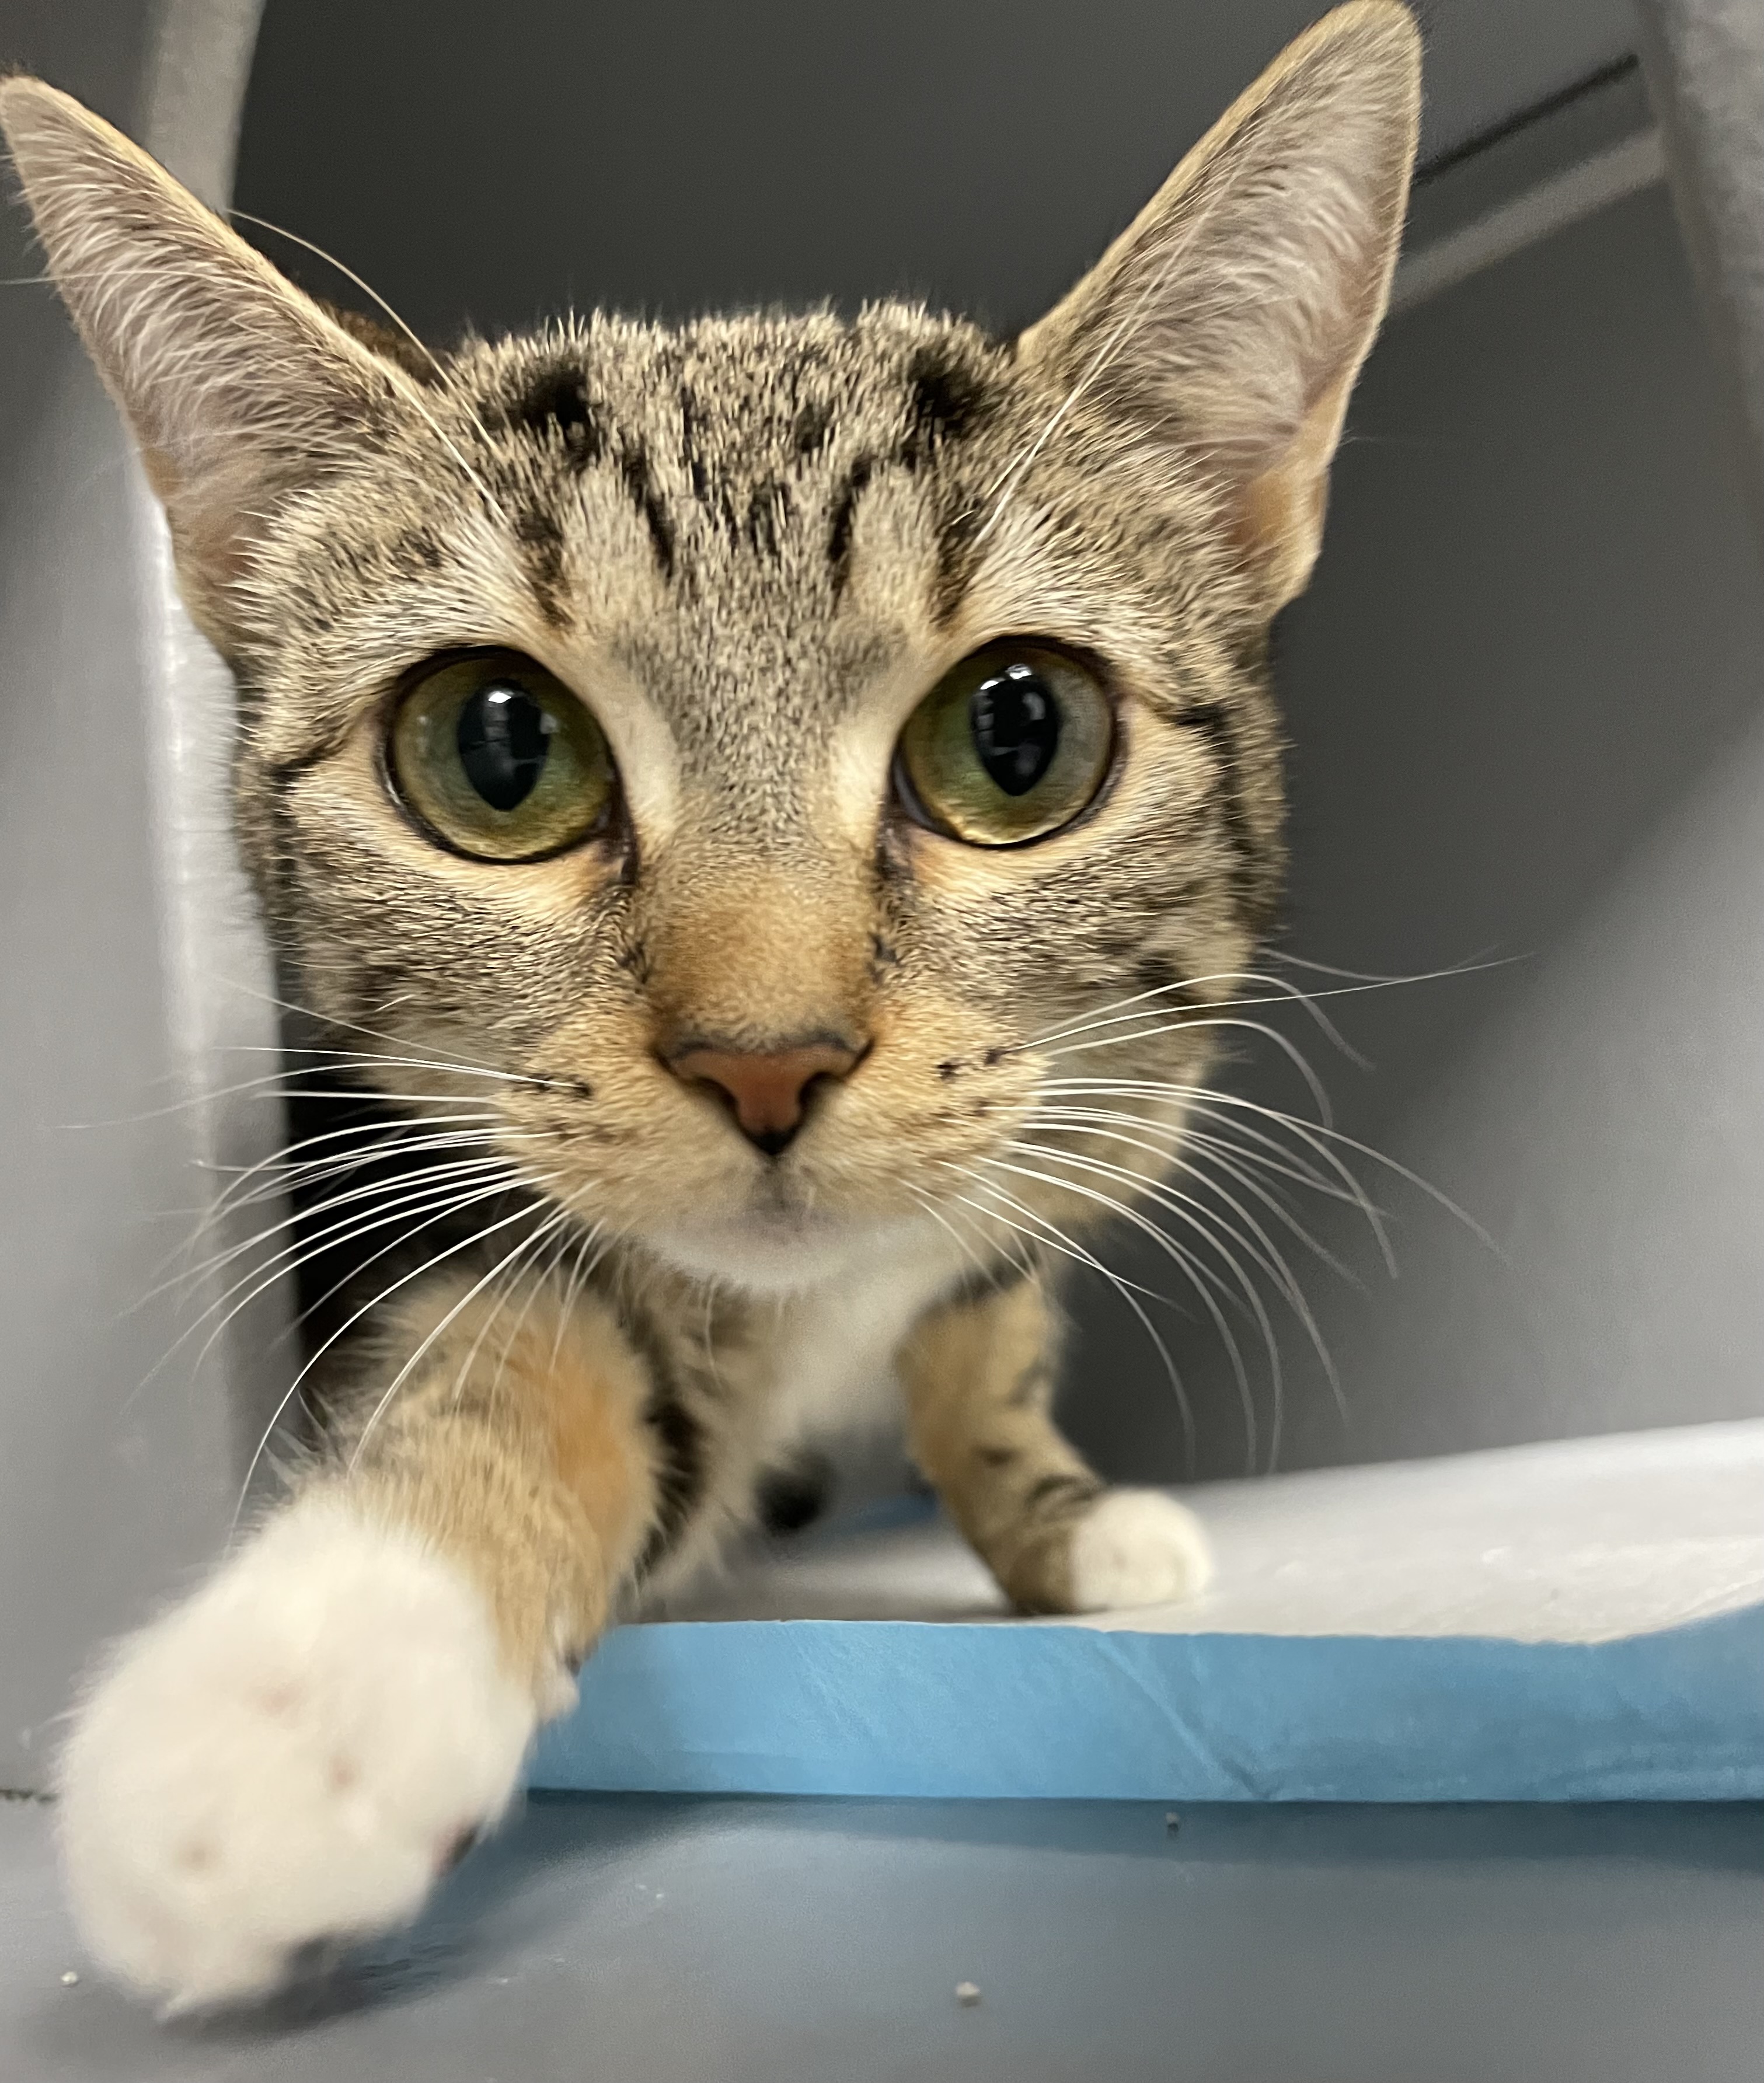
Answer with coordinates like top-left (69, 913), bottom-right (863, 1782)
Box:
top-left (228, 982), bottom-right (559, 1086)
top-left (902, 1182), bottom-right (1009, 1290)
top-left (1029, 1105), bottom-right (1359, 1283)
top-left (449, 1205), bottom-right (582, 1413)
top-left (1041, 1080), bottom-right (1402, 1266)
top-left (232, 1182), bottom-right (566, 1527)
top-left (1022, 964), bottom-right (1357, 1060)
top-left (347, 1202), bottom-right (578, 1473)
top-left (975, 1147), bottom-right (1271, 1472)
top-left (200, 1129), bottom-right (525, 1230)
top-left (1047, 1077), bottom-right (1490, 1255)
top-left (1002, 1133), bottom-right (1343, 1460)
top-left (161, 1154), bottom-right (526, 1308)
top-left (1039, 1013), bottom-right (1337, 1124)
top-left (939, 1167), bottom-right (1198, 1466)
top-left (548, 1219), bottom-right (610, 1370)
top-left (148, 1168), bottom-right (534, 1398)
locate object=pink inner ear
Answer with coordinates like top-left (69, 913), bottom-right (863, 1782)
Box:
top-left (1225, 358), bottom-right (1365, 613)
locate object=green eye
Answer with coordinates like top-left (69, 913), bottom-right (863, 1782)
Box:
top-left (388, 650), bottom-right (615, 861)
top-left (895, 641), bottom-right (1114, 846)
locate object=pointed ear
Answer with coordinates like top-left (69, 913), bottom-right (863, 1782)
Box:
top-left (1018, 1), bottom-right (1420, 612)
top-left (0, 76), bottom-right (422, 646)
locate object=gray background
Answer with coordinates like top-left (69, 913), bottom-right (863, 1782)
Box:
top-left (230, 0), bottom-right (1636, 333)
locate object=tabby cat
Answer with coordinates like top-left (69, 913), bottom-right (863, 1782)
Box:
top-left (2, 0), bottom-right (1418, 2011)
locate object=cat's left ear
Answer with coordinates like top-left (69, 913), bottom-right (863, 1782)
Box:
top-left (1018, 1), bottom-right (1421, 612)
top-left (1, 76), bottom-right (426, 648)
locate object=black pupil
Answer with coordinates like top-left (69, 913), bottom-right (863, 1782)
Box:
top-left (970, 665), bottom-right (1060, 796)
top-left (456, 682), bottom-right (556, 811)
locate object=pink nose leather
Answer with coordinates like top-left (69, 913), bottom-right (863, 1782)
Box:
top-left (671, 1042), bottom-right (861, 1149)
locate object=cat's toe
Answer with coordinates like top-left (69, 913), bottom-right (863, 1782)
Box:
top-left (1066, 1488), bottom-right (1213, 1611)
top-left (57, 1498), bottom-right (535, 2013)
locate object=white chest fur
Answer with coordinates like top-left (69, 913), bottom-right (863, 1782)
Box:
top-left (757, 1228), bottom-right (968, 1457)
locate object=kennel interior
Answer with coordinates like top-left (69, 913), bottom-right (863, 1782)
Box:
top-left (2, 0), bottom-right (1762, 2074)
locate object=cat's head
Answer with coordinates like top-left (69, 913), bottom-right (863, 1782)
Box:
top-left (2, 4), bottom-right (1418, 1290)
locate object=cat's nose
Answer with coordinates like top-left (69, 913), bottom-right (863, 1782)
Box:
top-left (668, 1038), bottom-right (864, 1156)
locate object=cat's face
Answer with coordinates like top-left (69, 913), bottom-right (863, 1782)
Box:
top-left (3, 3), bottom-right (1419, 1289)
top-left (234, 310), bottom-right (1277, 1283)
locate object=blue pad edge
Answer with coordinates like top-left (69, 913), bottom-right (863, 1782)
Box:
top-left (529, 1601), bottom-right (1764, 1802)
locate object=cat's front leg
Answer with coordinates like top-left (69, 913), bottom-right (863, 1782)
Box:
top-left (57, 1276), bottom-right (664, 2014)
top-left (900, 1272), bottom-right (1212, 1615)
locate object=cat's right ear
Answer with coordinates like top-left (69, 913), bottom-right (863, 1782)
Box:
top-left (1016, 1), bottom-right (1420, 613)
top-left (0, 77), bottom-right (422, 647)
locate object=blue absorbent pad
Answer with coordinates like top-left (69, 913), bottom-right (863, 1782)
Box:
top-left (531, 1422), bottom-right (1764, 1802)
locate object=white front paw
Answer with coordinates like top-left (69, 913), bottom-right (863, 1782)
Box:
top-left (1068, 1488), bottom-right (1213, 1611)
top-left (57, 1498), bottom-right (535, 2014)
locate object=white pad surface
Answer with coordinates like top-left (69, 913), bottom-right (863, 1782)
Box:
top-left (664, 1420), bottom-right (1764, 1644)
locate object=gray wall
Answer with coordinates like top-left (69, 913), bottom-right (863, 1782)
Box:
top-left (231, 0), bottom-right (1639, 336)
top-left (0, 0), bottom-right (277, 1791)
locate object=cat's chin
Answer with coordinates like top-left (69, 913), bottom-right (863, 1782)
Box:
top-left (642, 1206), bottom-right (929, 1295)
